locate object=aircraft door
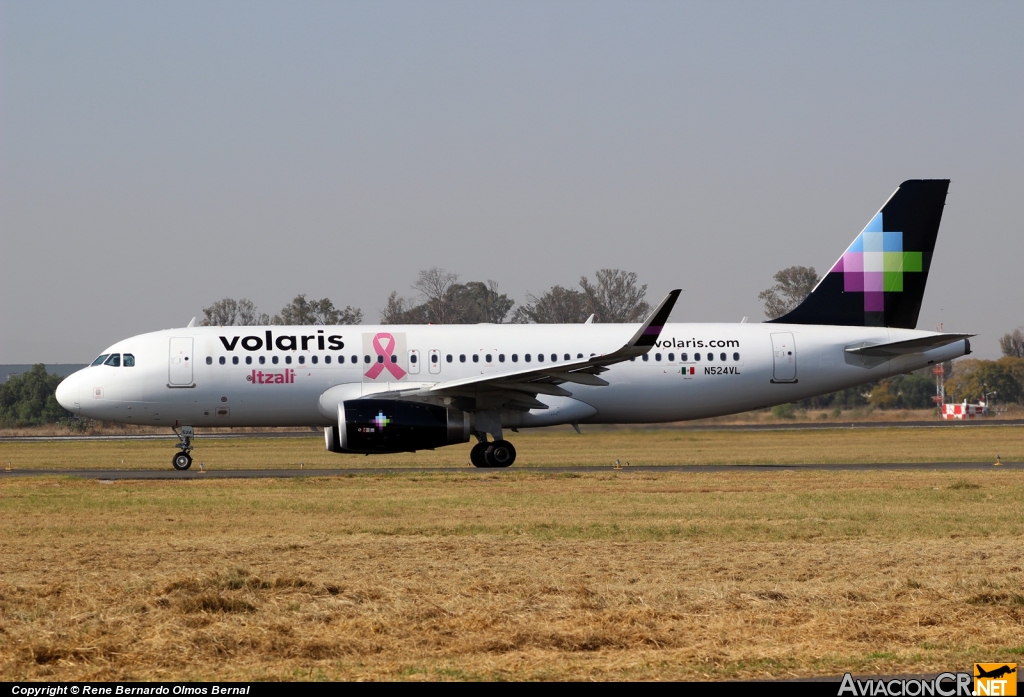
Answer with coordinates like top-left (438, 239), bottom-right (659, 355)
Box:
top-left (408, 349), bottom-right (420, 375)
top-left (168, 337), bottom-right (194, 386)
top-left (771, 332), bottom-right (797, 383)
top-left (428, 349), bottom-right (441, 374)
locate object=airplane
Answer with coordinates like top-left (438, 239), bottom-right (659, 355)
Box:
top-left (975, 665), bottom-right (1016, 680)
top-left (55, 180), bottom-right (972, 470)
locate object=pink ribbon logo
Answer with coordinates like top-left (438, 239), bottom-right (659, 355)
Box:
top-left (364, 332), bottom-right (407, 380)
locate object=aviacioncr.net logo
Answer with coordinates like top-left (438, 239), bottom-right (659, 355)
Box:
top-left (839, 672), bottom-right (973, 696)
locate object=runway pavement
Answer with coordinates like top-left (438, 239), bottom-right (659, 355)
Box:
top-left (2, 419), bottom-right (1021, 443)
top-left (2, 461), bottom-right (1019, 479)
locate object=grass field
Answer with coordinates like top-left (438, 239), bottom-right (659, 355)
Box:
top-left (1, 424), bottom-right (1022, 470)
top-left (2, 431), bottom-right (1023, 681)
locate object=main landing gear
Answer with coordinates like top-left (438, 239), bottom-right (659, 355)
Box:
top-left (172, 426), bottom-right (195, 470)
top-left (470, 437), bottom-right (517, 468)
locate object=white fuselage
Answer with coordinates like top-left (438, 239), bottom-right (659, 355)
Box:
top-left (56, 322), bottom-right (967, 429)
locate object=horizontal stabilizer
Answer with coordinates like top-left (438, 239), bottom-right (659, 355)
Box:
top-left (844, 333), bottom-right (973, 357)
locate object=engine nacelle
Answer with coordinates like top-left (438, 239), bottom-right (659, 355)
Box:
top-left (326, 399), bottom-right (470, 454)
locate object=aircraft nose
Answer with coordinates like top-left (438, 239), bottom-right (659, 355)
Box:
top-left (55, 373), bottom-right (82, 414)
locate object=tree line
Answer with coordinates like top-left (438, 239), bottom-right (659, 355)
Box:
top-left (201, 267), bottom-right (650, 327)
top-left (193, 264), bottom-right (1024, 409)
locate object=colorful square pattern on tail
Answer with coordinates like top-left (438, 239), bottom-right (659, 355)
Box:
top-left (830, 212), bottom-right (923, 313)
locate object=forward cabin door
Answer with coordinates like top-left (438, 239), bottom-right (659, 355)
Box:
top-left (771, 332), bottom-right (797, 383)
top-left (168, 337), bottom-right (194, 386)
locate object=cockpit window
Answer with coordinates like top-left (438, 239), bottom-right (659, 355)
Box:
top-left (104, 354), bottom-right (121, 367)
top-left (91, 354), bottom-right (110, 366)
top-left (123, 353), bottom-right (135, 367)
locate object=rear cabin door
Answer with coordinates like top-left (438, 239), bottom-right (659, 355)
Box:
top-left (771, 332), bottom-right (797, 383)
top-left (168, 337), bottom-right (194, 386)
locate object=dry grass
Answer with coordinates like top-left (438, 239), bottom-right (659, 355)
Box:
top-left (1, 425), bottom-right (1021, 471)
top-left (1, 469), bottom-right (1023, 680)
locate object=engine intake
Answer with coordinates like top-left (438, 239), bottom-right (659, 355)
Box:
top-left (325, 399), bottom-right (469, 454)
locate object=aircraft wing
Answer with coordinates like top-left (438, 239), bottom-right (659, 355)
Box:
top-left (367, 289), bottom-right (680, 411)
top-left (844, 333), bottom-right (973, 357)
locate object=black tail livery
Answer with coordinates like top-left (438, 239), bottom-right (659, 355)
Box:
top-left (771, 179), bottom-right (950, 329)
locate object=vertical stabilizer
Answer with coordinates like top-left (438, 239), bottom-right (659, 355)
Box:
top-left (770, 179), bottom-right (949, 329)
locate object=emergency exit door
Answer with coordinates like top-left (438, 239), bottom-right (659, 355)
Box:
top-left (771, 332), bottom-right (797, 383)
top-left (168, 337), bottom-right (194, 386)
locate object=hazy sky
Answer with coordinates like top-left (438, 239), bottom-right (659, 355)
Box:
top-left (2, 1), bottom-right (1022, 363)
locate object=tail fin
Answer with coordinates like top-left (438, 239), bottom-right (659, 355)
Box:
top-left (770, 179), bottom-right (950, 329)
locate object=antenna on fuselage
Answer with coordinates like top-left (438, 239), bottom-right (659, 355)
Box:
top-left (584, 314), bottom-right (595, 324)
top-left (186, 317), bottom-right (196, 328)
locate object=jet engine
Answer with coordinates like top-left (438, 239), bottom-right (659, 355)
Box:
top-left (325, 399), bottom-right (470, 454)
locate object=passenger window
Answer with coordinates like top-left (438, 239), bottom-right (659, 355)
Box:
top-left (325, 356), bottom-right (331, 364)
top-left (473, 354), bottom-right (479, 363)
top-left (681, 353), bottom-right (688, 361)
top-left (390, 355), bottom-right (397, 364)
top-left (206, 356), bottom-right (213, 365)
top-left (446, 354), bottom-right (453, 363)
top-left (499, 354), bottom-right (505, 363)
top-left (707, 353), bottom-right (713, 361)
top-left (577, 353), bottom-right (583, 359)
top-left (218, 356), bottom-right (225, 365)
top-left (123, 354), bottom-right (135, 367)
top-left (285, 356), bottom-right (292, 365)
top-left (259, 356), bottom-right (266, 365)
top-left (410, 354), bottom-right (418, 364)
top-left (272, 356), bottom-right (279, 364)
top-left (642, 354), bottom-right (649, 362)
top-left (537, 354), bottom-right (543, 362)
top-left (512, 354), bottom-right (518, 362)
top-left (551, 354), bottom-right (557, 362)
top-left (668, 353), bottom-right (674, 361)
top-left (733, 352), bottom-right (740, 361)
top-left (298, 356), bottom-right (305, 365)
top-left (352, 356), bottom-right (358, 364)
top-left (564, 353), bottom-right (570, 361)
top-left (694, 353), bottom-right (701, 361)
top-left (91, 354), bottom-right (109, 367)
top-left (525, 354), bottom-right (531, 363)
top-left (720, 352), bottom-right (726, 361)
top-left (377, 355), bottom-right (384, 364)
top-left (315, 355), bottom-right (322, 364)
top-left (246, 356), bottom-right (252, 365)
top-left (485, 354), bottom-right (492, 363)
top-left (232, 356), bottom-right (239, 365)
top-left (431, 354), bottom-right (439, 364)
top-left (655, 353), bottom-right (662, 361)
top-left (104, 354), bottom-right (121, 367)
top-left (460, 355), bottom-right (466, 363)
top-left (364, 355), bottom-right (371, 364)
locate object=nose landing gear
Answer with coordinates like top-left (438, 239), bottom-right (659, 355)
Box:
top-left (470, 437), bottom-right (517, 468)
top-left (172, 426), bottom-right (195, 470)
